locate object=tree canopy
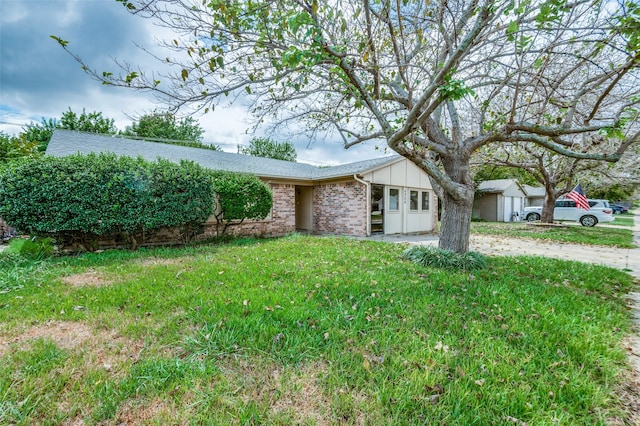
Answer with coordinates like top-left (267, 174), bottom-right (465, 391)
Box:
top-left (124, 111), bottom-right (203, 142)
top-left (123, 111), bottom-right (221, 150)
top-left (241, 137), bottom-right (297, 162)
top-left (57, 0), bottom-right (640, 252)
top-left (0, 132), bottom-right (40, 165)
top-left (22, 108), bottom-right (118, 152)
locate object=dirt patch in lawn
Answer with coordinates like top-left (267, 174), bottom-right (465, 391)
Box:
top-left (270, 362), bottom-right (331, 424)
top-left (60, 257), bottom-right (195, 289)
top-left (0, 320), bottom-right (144, 371)
top-left (114, 397), bottom-right (176, 425)
top-left (0, 320), bottom-right (95, 357)
top-left (61, 269), bottom-right (112, 288)
top-left (220, 358), bottom-right (332, 424)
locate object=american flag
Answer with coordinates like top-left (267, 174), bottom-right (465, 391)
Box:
top-left (566, 183), bottom-right (590, 210)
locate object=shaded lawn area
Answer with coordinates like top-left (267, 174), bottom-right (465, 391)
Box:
top-left (0, 235), bottom-right (637, 425)
top-left (471, 221), bottom-right (635, 248)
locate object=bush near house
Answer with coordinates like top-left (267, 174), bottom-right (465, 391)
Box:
top-left (0, 153), bottom-right (216, 250)
top-left (209, 170), bottom-right (272, 236)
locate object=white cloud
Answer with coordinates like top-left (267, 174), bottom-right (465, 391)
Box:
top-left (0, 0), bottom-right (392, 165)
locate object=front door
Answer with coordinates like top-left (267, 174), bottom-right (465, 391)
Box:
top-left (385, 186), bottom-right (403, 234)
top-left (295, 186), bottom-right (313, 232)
top-left (371, 184), bottom-right (384, 233)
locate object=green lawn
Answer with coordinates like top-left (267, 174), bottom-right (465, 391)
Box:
top-left (609, 213), bottom-right (636, 227)
top-left (0, 235), bottom-right (637, 424)
top-left (470, 221), bottom-right (635, 248)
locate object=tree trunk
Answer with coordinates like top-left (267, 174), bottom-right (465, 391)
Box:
top-left (439, 190), bottom-right (474, 253)
top-left (396, 144), bottom-right (474, 253)
top-left (540, 187), bottom-right (558, 223)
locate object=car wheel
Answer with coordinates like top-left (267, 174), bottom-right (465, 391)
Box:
top-left (580, 215), bottom-right (598, 227)
top-left (526, 213), bottom-right (540, 222)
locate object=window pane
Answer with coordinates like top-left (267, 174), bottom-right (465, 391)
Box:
top-left (422, 191), bottom-right (430, 210)
top-left (389, 188), bottom-right (399, 210)
top-left (410, 190), bottom-right (418, 210)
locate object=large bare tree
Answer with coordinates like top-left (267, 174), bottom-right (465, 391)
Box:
top-left (55, 0), bottom-right (640, 252)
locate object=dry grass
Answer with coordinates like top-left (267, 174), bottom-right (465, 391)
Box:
top-left (61, 269), bottom-right (112, 288)
top-left (0, 320), bottom-right (144, 373)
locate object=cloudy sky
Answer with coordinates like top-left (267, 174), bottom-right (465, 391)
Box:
top-left (0, 0), bottom-right (388, 165)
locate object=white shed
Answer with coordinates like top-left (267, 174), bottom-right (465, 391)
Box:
top-left (474, 179), bottom-right (527, 222)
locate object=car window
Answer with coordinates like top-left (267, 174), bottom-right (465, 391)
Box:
top-left (555, 200), bottom-right (576, 208)
top-left (588, 201), bottom-right (598, 207)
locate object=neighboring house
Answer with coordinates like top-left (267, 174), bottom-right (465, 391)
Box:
top-left (522, 184), bottom-right (545, 207)
top-left (474, 179), bottom-right (527, 222)
top-left (46, 130), bottom-right (438, 239)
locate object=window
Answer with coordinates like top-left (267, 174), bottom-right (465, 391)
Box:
top-left (555, 200), bottom-right (576, 208)
top-left (422, 191), bottom-right (430, 210)
top-left (409, 190), bottom-right (419, 211)
top-left (389, 188), bottom-right (399, 211)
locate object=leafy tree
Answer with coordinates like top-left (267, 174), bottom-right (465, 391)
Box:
top-left (124, 111), bottom-right (201, 141)
top-left (56, 0), bottom-right (640, 252)
top-left (123, 111), bottom-right (221, 150)
top-left (21, 118), bottom-right (58, 152)
top-left (22, 108), bottom-right (118, 152)
top-left (472, 164), bottom-right (537, 187)
top-left (587, 182), bottom-right (637, 201)
top-left (59, 108), bottom-right (118, 134)
top-left (0, 132), bottom-right (40, 164)
top-left (241, 137), bottom-right (297, 162)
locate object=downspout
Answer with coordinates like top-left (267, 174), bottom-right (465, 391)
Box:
top-left (354, 174), bottom-right (371, 237)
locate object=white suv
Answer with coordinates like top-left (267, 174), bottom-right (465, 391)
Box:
top-left (523, 199), bottom-right (614, 227)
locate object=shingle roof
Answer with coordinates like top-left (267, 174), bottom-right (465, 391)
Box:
top-left (477, 179), bottom-right (519, 193)
top-left (522, 185), bottom-right (545, 197)
top-left (46, 130), bottom-right (401, 181)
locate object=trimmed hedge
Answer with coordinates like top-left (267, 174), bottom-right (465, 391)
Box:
top-left (210, 171), bottom-right (272, 235)
top-left (0, 153), bottom-right (216, 250)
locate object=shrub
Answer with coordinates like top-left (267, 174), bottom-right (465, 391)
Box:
top-left (402, 245), bottom-right (487, 271)
top-left (209, 171), bottom-right (272, 235)
top-left (7, 237), bottom-right (55, 260)
top-left (0, 153), bottom-right (215, 250)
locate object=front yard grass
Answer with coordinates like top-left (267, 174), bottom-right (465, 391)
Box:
top-left (471, 221), bottom-right (635, 248)
top-left (0, 235), bottom-right (637, 424)
top-left (609, 213), bottom-right (635, 227)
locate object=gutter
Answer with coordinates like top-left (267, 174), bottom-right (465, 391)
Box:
top-left (353, 174), bottom-right (371, 237)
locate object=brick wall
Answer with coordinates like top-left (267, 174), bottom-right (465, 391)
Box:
top-left (313, 181), bottom-right (367, 236)
top-left (200, 182), bottom-right (296, 238)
